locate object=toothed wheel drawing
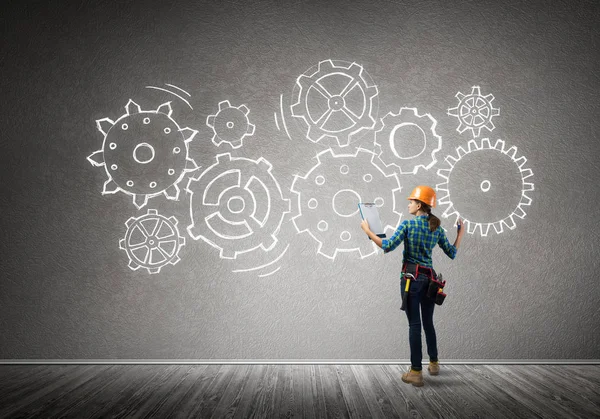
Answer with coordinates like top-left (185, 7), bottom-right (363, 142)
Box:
top-left (87, 99), bottom-right (199, 209)
top-left (436, 138), bottom-right (534, 236)
top-left (186, 153), bottom-right (290, 259)
top-left (291, 59), bottom-right (379, 148)
top-left (206, 100), bottom-right (255, 149)
top-left (291, 147), bottom-right (403, 260)
top-left (119, 209), bottom-right (186, 274)
top-left (447, 86), bottom-right (500, 138)
top-left (374, 107), bottom-right (442, 175)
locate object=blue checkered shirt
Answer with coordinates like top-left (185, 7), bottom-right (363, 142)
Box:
top-left (381, 215), bottom-right (457, 268)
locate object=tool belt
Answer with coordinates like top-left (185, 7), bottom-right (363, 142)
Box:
top-left (402, 262), bottom-right (447, 306)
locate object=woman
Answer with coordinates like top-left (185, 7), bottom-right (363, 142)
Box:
top-left (360, 185), bottom-right (464, 387)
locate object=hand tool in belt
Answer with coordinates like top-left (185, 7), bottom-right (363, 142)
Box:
top-left (400, 273), bottom-right (414, 311)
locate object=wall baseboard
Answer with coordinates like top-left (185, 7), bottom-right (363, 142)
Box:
top-left (1, 359), bottom-right (599, 365)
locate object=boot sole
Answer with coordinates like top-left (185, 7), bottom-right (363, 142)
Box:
top-left (401, 376), bottom-right (424, 387)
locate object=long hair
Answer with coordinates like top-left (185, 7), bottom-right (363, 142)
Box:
top-left (419, 201), bottom-right (441, 232)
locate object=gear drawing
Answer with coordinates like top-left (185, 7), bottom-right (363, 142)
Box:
top-left (436, 138), bottom-right (534, 236)
top-left (206, 100), bottom-right (255, 149)
top-left (186, 153), bottom-right (290, 259)
top-left (374, 107), bottom-right (442, 175)
top-left (119, 209), bottom-right (186, 274)
top-left (291, 147), bottom-right (403, 260)
top-left (447, 86), bottom-right (500, 138)
top-left (291, 59), bottom-right (379, 147)
top-left (87, 99), bottom-right (199, 209)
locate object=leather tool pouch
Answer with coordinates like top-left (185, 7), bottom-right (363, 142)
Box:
top-left (427, 273), bottom-right (447, 305)
top-left (435, 290), bottom-right (447, 305)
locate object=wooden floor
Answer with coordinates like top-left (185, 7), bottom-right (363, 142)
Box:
top-left (1, 364), bottom-right (599, 418)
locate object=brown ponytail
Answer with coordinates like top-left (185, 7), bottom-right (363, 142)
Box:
top-left (420, 202), bottom-right (441, 232)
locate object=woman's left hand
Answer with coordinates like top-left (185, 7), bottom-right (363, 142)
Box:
top-left (360, 219), bottom-right (370, 233)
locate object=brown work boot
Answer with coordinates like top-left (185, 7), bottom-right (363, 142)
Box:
top-left (428, 361), bottom-right (439, 375)
top-left (401, 368), bottom-right (424, 387)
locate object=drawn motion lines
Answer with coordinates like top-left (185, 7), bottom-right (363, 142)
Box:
top-left (145, 83), bottom-right (193, 109)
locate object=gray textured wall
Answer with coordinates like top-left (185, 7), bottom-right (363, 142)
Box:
top-left (1, 0), bottom-right (599, 360)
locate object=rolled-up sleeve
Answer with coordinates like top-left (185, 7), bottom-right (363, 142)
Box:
top-left (381, 221), bottom-right (407, 254)
top-left (437, 228), bottom-right (457, 259)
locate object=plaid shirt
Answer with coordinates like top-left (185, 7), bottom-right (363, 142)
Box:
top-left (381, 215), bottom-right (457, 268)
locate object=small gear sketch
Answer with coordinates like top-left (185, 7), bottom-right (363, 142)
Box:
top-left (447, 86), bottom-right (500, 138)
top-left (87, 99), bottom-right (199, 209)
top-left (206, 100), bottom-right (255, 149)
top-left (291, 147), bottom-right (403, 260)
top-left (119, 209), bottom-right (186, 274)
top-left (436, 138), bottom-right (534, 236)
top-left (291, 59), bottom-right (379, 148)
top-left (186, 153), bottom-right (290, 259)
top-left (374, 107), bottom-right (442, 175)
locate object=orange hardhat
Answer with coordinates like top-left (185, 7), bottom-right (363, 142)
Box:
top-left (407, 185), bottom-right (436, 207)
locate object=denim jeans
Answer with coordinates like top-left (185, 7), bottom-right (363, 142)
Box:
top-left (400, 272), bottom-right (438, 371)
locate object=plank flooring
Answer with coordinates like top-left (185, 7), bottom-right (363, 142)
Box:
top-left (1, 364), bottom-right (599, 418)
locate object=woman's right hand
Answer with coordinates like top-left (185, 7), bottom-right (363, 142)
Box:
top-left (457, 218), bottom-right (464, 235)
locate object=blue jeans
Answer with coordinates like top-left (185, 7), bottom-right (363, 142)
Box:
top-left (400, 272), bottom-right (438, 371)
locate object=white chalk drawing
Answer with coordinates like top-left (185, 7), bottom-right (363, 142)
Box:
top-left (206, 100), bottom-right (255, 149)
top-left (447, 86), bottom-right (500, 138)
top-left (145, 83), bottom-right (193, 110)
top-left (276, 94), bottom-right (292, 140)
top-left (290, 147), bottom-right (403, 260)
top-left (165, 83), bottom-right (191, 95)
top-left (291, 59), bottom-right (379, 148)
top-left (87, 99), bottom-right (199, 209)
top-left (228, 241), bottom-right (290, 278)
top-left (119, 209), bottom-right (186, 274)
top-left (374, 107), bottom-right (442, 175)
top-left (259, 266), bottom-right (281, 277)
top-left (231, 243), bottom-right (290, 275)
top-left (436, 138), bottom-right (534, 236)
top-left (274, 111), bottom-right (281, 131)
top-left (186, 153), bottom-right (291, 259)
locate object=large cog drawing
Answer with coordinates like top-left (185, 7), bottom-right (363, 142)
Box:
top-left (447, 86), bottom-right (500, 138)
top-left (119, 209), bottom-right (186, 274)
top-left (87, 99), bottom-right (199, 209)
top-left (291, 147), bottom-right (403, 260)
top-left (291, 59), bottom-right (379, 148)
top-left (436, 138), bottom-right (534, 236)
top-left (206, 100), bottom-right (255, 149)
top-left (374, 107), bottom-right (442, 175)
top-left (186, 153), bottom-right (290, 259)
